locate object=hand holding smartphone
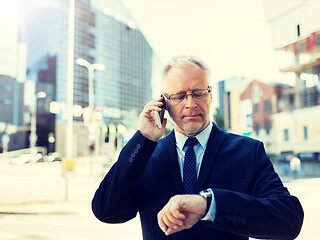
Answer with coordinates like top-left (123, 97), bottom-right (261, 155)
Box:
top-left (154, 95), bottom-right (166, 129)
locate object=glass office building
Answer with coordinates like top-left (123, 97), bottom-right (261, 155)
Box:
top-left (0, 0), bottom-right (27, 152)
top-left (19, 0), bottom-right (159, 155)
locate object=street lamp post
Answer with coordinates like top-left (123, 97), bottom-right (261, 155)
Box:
top-left (30, 91), bottom-right (46, 153)
top-left (76, 58), bottom-right (105, 110)
top-left (76, 58), bottom-right (105, 156)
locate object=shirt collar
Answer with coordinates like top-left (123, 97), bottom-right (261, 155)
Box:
top-left (175, 122), bottom-right (213, 150)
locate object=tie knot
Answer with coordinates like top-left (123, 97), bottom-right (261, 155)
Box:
top-left (185, 137), bottom-right (198, 147)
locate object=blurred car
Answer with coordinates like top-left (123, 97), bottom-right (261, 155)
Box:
top-left (9, 154), bottom-right (31, 165)
top-left (274, 153), bottom-right (293, 163)
top-left (43, 152), bottom-right (62, 162)
top-left (297, 152), bottom-right (320, 162)
top-left (30, 153), bottom-right (43, 163)
top-left (9, 153), bottom-right (43, 164)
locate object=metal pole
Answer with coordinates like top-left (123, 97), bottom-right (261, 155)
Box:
top-left (65, 174), bottom-right (69, 201)
top-left (64, 0), bottom-right (75, 202)
top-left (75, 58), bottom-right (105, 158)
top-left (88, 67), bottom-right (97, 157)
top-left (66, 0), bottom-right (75, 159)
top-left (30, 92), bottom-right (46, 153)
top-left (30, 96), bottom-right (37, 149)
top-left (88, 67), bottom-right (94, 114)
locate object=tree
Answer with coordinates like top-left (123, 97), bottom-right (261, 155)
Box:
top-left (213, 108), bottom-right (226, 131)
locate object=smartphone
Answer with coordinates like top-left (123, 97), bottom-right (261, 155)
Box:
top-left (155, 95), bottom-right (166, 128)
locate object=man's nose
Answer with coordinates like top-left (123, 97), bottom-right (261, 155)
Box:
top-left (185, 94), bottom-right (197, 108)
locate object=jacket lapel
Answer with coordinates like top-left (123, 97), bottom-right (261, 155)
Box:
top-left (163, 131), bottom-right (185, 194)
top-left (163, 123), bottom-right (227, 194)
top-left (195, 123), bottom-right (226, 193)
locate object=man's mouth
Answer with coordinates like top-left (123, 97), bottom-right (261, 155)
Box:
top-left (183, 115), bottom-right (201, 119)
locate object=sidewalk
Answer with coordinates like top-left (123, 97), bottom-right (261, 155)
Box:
top-left (0, 155), bottom-right (109, 215)
top-left (0, 157), bottom-right (319, 239)
top-left (0, 156), bottom-right (143, 240)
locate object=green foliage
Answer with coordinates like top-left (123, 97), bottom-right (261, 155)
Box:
top-left (213, 108), bottom-right (226, 131)
top-left (267, 153), bottom-right (277, 163)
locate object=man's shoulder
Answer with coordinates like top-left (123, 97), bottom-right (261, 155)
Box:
top-left (215, 129), bottom-right (261, 148)
top-left (227, 131), bottom-right (259, 142)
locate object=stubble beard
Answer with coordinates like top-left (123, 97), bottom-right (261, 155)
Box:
top-left (176, 119), bottom-right (208, 137)
top-left (168, 106), bottom-right (210, 136)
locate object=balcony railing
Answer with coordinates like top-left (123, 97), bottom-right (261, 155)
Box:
top-left (276, 31), bottom-right (320, 72)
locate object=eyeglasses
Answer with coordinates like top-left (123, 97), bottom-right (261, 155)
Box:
top-left (163, 87), bottom-right (211, 104)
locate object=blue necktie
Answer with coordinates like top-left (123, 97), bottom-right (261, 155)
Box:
top-left (183, 137), bottom-right (198, 194)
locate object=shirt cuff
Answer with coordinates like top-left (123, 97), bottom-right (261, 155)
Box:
top-left (201, 188), bottom-right (216, 221)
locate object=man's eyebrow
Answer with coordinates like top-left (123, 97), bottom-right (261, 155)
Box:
top-left (171, 87), bottom-right (207, 95)
top-left (171, 90), bottom-right (186, 94)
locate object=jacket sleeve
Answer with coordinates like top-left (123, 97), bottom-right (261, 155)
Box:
top-left (211, 141), bottom-right (304, 239)
top-left (91, 131), bottom-right (157, 223)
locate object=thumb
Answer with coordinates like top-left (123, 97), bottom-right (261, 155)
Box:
top-left (161, 118), bottom-right (168, 131)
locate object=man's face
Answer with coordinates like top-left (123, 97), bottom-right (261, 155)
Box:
top-left (163, 65), bottom-right (212, 137)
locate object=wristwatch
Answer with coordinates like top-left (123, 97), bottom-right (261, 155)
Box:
top-left (199, 189), bottom-right (212, 214)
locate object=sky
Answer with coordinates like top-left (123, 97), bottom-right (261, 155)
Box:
top-left (122, 0), bottom-right (284, 83)
top-left (0, 0), bottom-right (19, 77)
top-left (0, 0), bottom-right (285, 84)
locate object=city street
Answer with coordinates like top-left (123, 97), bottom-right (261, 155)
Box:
top-left (0, 156), bottom-right (319, 239)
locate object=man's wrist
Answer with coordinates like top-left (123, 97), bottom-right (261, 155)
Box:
top-left (199, 189), bottom-right (216, 221)
top-left (199, 189), bottom-right (212, 216)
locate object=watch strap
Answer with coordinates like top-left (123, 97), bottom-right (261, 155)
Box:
top-left (199, 189), bottom-right (212, 216)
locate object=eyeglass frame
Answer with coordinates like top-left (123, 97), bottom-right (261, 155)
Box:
top-left (163, 86), bottom-right (211, 104)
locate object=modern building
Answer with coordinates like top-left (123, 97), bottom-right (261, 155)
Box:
top-left (217, 76), bottom-right (247, 122)
top-left (239, 80), bottom-right (285, 153)
top-left (272, 106), bottom-right (320, 155)
top-left (264, 0), bottom-right (320, 155)
top-left (19, 0), bottom-right (159, 156)
top-left (0, 0), bottom-right (27, 152)
top-left (222, 78), bottom-right (285, 154)
top-left (223, 81), bottom-right (249, 134)
top-left (0, 76), bottom-right (27, 152)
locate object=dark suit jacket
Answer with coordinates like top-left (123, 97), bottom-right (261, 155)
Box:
top-left (92, 123), bottom-right (303, 239)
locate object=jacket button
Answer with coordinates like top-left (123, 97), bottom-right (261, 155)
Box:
top-left (136, 144), bottom-right (141, 149)
top-left (131, 153), bottom-right (135, 158)
top-left (134, 148), bottom-right (138, 154)
top-left (129, 157), bottom-right (133, 163)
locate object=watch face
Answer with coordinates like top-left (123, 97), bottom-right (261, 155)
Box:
top-left (200, 190), bottom-right (212, 198)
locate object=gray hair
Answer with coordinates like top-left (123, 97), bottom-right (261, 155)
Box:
top-left (162, 55), bottom-right (211, 85)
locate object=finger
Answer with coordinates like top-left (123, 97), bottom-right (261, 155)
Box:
top-left (165, 227), bottom-right (184, 236)
top-left (140, 108), bottom-right (161, 122)
top-left (157, 212), bottom-right (168, 233)
top-left (161, 118), bottom-right (168, 130)
top-left (171, 207), bottom-right (186, 221)
top-left (162, 212), bottom-right (176, 229)
top-left (144, 106), bottom-right (163, 118)
top-left (148, 98), bottom-right (164, 108)
top-left (158, 211), bottom-right (181, 233)
top-left (143, 104), bottom-right (160, 113)
top-left (163, 210), bottom-right (184, 229)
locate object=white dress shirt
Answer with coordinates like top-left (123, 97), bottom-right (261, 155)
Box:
top-left (174, 123), bottom-right (216, 221)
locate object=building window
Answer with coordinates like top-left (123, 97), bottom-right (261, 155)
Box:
top-left (284, 129), bottom-right (289, 141)
top-left (0, 99), bottom-right (12, 105)
top-left (255, 122), bottom-right (260, 135)
top-left (254, 103), bottom-right (259, 113)
top-left (304, 126), bottom-right (308, 140)
top-left (264, 100), bottom-right (270, 112)
top-left (3, 85), bottom-right (12, 91)
top-left (265, 120), bottom-right (271, 135)
top-left (289, 94), bottom-right (295, 106)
